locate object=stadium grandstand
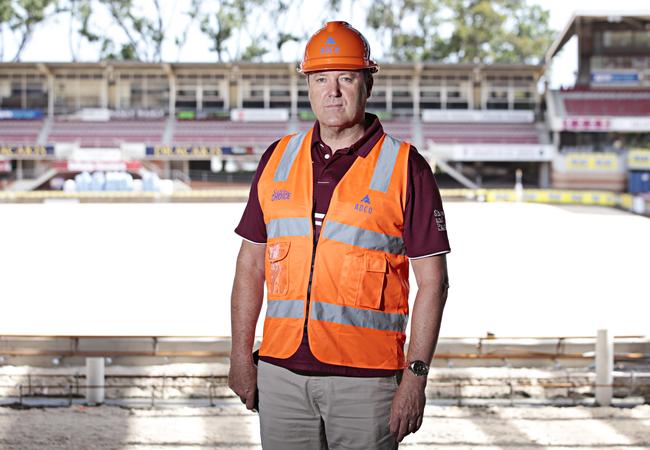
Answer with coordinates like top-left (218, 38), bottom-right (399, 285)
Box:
top-left (546, 12), bottom-right (650, 193)
top-left (0, 12), bottom-right (649, 200)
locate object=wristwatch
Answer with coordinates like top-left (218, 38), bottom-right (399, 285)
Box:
top-left (408, 360), bottom-right (430, 376)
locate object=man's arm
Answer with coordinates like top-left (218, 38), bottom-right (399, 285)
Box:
top-left (228, 239), bottom-right (266, 410)
top-left (389, 254), bottom-right (449, 442)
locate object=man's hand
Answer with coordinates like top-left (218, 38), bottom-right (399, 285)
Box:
top-left (229, 240), bottom-right (265, 412)
top-left (228, 355), bottom-right (258, 411)
top-left (388, 372), bottom-right (426, 442)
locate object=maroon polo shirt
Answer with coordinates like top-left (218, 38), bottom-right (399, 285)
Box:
top-left (235, 113), bottom-right (450, 377)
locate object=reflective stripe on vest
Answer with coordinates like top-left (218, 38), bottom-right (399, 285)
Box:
top-left (267, 217), bottom-right (311, 238)
top-left (321, 220), bottom-right (406, 255)
top-left (266, 300), bottom-right (305, 319)
top-left (369, 135), bottom-right (400, 192)
top-left (273, 131), bottom-right (308, 182)
top-left (311, 301), bottom-right (408, 333)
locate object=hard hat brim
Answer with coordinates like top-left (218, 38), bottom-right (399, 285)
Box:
top-left (300, 58), bottom-right (379, 74)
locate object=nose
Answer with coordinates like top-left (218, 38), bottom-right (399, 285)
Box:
top-left (326, 79), bottom-right (342, 97)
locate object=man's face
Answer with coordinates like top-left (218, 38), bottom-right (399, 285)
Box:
top-left (308, 71), bottom-right (368, 129)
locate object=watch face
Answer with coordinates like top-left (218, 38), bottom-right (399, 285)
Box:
top-left (410, 360), bottom-right (429, 376)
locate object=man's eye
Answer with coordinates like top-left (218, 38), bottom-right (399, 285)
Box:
top-left (341, 77), bottom-right (353, 83)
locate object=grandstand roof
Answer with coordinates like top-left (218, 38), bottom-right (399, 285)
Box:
top-left (0, 61), bottom-right (542, 74)
top-left (546, 11), bottom-right (650, 64)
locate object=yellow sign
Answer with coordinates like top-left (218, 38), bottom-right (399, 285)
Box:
top-left (0, 145), bottom-right (52, 157)
top-left (628, 149), bottom-right (650, 170)
top-left (564, 153), bottom-right (620, 172)
top-left (147, 146), bottom-right (223, 158)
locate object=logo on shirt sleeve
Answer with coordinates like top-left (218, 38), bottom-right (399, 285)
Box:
top-left (434, 209), bottom-right (446, 231)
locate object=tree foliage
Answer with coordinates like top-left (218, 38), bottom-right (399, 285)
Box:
top-left (5, 0), bottom-right (58, 61)
top-left (0, 0), bottom-right (553, 64)
top-left (367, 0), bottom-right (553, 64)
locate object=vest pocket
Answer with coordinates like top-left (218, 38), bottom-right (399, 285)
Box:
top-left (267, 241), bottom-right (290, 297)
top-left (356, 253), bottom-right (387, 310)
top-left (337, 252), bottom-right (387, 310)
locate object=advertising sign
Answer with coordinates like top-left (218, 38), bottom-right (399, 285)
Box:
top-left (628, 149), bottom-right (650, 170)
top-left (429, 143), bottom-right (554, 162)
top-left (562, 153), bottom-right (620, 172)
top-left (423, 109), bottom-right (534, 123)
top-left (591, 71), bottom-right (640, 85)
top-left (562, 117), bottom-right (611, 132)
top-left (0, 145), bottom-right (54, 158)
top-left (230, 108), bottom-right (289, 122)
top-left (146, 145), bottom-right (243, 158)
top-left (0, 109), bottom-right (44, 120)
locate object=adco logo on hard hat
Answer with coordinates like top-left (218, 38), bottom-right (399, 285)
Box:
top-left (299, 21), bottom-right (379, 74)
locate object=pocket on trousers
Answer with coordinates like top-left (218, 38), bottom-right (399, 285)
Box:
top-left (267, 241), bottom-right (290, 297)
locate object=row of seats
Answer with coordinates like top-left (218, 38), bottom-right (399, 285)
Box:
top-left (564, 98), bottom-right (650, 116)
top-left (0, 118), bottom-right (542, 147)
top-left (0, 120), bottom-right (43, 144)
top-left (49, 119), bottom-right (167, 147)
top-left (560, 88), bottom-right (650, 117)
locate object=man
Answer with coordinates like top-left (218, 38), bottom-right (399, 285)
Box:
top-left (229, 21), bottom-right (450, 449)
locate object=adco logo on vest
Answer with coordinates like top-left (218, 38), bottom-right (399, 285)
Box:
top-left (271, 189), bottom-right (292, 201)
top-left (354, 194), bottom-right (373, 215)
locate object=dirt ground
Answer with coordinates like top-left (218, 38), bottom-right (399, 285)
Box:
top-left (1, 402), bottom-right (649, 450)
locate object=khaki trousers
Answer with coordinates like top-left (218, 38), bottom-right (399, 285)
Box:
top-left (257, 360), bottom-right (399, 450)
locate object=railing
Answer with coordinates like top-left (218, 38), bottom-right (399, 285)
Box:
top-left (1, 333), bottom-right (648, 407)
top-left (1, 334), bottom-right (647, 361)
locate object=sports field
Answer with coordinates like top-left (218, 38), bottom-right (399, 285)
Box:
top-left (2, 201), bottom-right (648, 338)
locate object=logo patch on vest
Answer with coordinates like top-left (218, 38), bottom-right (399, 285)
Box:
top-left (271, 189), bottom-right (292, 201)
top-left (354, 194), bottom-right (373, 215)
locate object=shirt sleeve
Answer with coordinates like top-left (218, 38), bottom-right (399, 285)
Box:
top-left (234, 140), bottom-right (280, 244)
top-left (403, 145), bottom-right (451, 259)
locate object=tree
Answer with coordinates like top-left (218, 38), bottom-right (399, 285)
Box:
top-left (197, 0), bottom-right (270, 62)
top-left (366, 0), bottom-right (553, 64)
top-left (101, 0), bottom-right (166, 61)
top-left (366, 0), bottom-right (442, 62)
top-left (64, 0), bottom-right (99, 61)
top-left (439, 0), bottom-right (554, 64)
top-left (0, 0), bottom-right (13, 60)
top-left (7, 0), bottom-right (58, 61)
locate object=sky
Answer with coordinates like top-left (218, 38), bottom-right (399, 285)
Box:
top-left (1, 0), bottom-right (650, 88)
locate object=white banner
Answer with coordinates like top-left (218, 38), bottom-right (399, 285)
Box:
top-left (428, 143), bottom-right (555, 162)
top-left (77, 108), bottom-right (111, 122)
top-left (422, 109), bottom-right (535, 123)
top-left (230, 108), bottom-right (289, 122)
top-left (0, 159), bottom-right (11, 172)
top-left (556, 116), bottom-right (650, 132)
top-left (67, 161), bottom-right (127, 172)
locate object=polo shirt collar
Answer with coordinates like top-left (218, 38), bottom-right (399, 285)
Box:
top-left (311, 113), bottom-right (384, 158)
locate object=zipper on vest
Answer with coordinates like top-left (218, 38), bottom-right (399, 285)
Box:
top-left (304, 202), bottom-right (320, 328)
top-left (304, 246), bottom-right (317, 328)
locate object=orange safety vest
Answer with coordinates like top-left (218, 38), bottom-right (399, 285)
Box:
top-left (257, 128), bottom-right (411, 370)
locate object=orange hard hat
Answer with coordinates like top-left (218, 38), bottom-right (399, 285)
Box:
top-left (300, 21), bottom-right (379, 74)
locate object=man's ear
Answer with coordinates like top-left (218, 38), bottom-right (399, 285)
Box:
top-left (364, 71), bottom-right (374, 98)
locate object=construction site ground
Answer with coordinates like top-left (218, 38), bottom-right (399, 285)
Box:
top-left (1, 402), bottom-right (649, 449)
